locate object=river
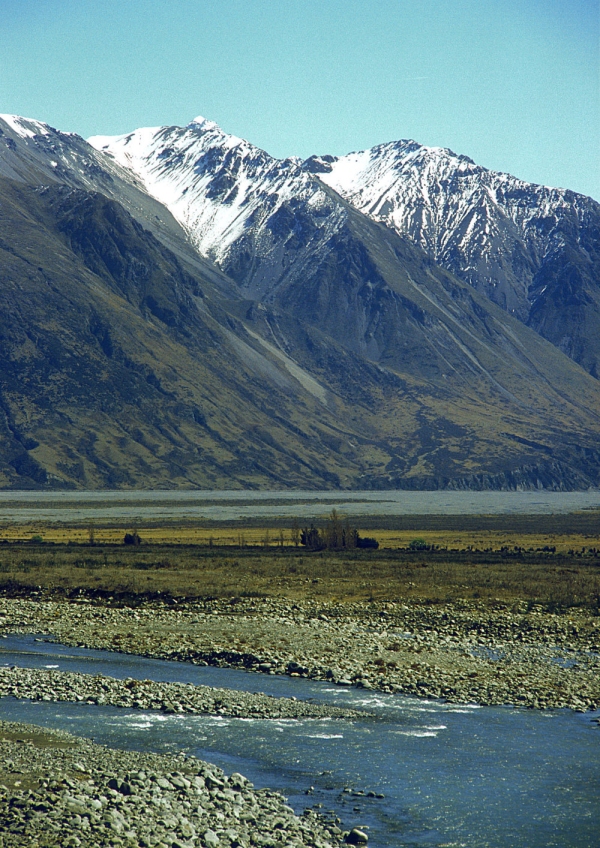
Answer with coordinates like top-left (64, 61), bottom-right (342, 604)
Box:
top-left (1, 635), bottom-right (598, 847)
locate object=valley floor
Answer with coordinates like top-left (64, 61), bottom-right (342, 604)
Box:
top-left (1, 535), bottom-right (599, 845)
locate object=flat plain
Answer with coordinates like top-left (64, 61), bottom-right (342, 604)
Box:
top-left (1, 511), bottom-right (600, 608)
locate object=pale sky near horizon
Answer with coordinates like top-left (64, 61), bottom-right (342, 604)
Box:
top-left (1, 0), bottom-right (598, 199)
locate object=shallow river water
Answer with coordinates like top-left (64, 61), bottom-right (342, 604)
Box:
top-left (1, 636), bottom-right (599, 847)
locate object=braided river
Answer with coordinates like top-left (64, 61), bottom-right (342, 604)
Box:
top-left (1, 635), bottom-right (598, 847)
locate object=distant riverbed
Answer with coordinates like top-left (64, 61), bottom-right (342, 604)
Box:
top-left (0, 489), bottom-right (600, 523)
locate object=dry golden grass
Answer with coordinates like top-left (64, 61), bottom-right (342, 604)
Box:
top-left (2, 523), bottom-right (600, 554)
top-left (0, 537), bottom-right (598, 610)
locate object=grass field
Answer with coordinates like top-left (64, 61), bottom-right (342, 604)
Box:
top-left (2, 511), bottom-right (600, 553)
top-left (0, 523), bottom-right (599, 610)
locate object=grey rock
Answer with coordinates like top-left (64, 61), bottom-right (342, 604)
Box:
top-left (345, 827), bottom-right (368, 844)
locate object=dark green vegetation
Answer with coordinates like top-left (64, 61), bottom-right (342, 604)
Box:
top-left (2, 116), bottom-right (600, 489)
top-left (297, 510), bottom-right (379, 550)
top-left (0, 540), bottom-right (599, 611)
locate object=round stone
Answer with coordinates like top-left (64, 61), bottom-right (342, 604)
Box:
top-left (345, 827), bottom-right (369, 844)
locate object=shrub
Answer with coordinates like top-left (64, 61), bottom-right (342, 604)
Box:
top-left (123, 532), bottom-right (141, 546)
top-left (357, 535), bottom-right (379, 549)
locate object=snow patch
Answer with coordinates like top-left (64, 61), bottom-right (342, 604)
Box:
top-left (0, 114), bottom-right (50, 139)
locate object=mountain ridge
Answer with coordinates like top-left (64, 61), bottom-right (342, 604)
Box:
top-left (89, 117), bottom-right (600, 377)
top-left (0, 112), bottom-right (599, 490)
top-left (311, 138), bottom-right (600, 377)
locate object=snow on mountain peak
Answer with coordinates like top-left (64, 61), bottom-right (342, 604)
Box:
top-left (88, 117), bottom-right (339, 273)
top-left (188, 115), bottom-right (220, 133)
top-left (312, 133), bottom-right (595, 321)
top-left (86, 115), bottom-right (597, 323)
top-left (0, 114), bottom-right (51, 139)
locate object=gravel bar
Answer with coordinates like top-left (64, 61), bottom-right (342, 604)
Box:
top-left (0, 666), bottom-right (363, 720)
top-left (1, 597), bottom-right (599, 710)
top-left (0, 720), bottom-right (346, 847)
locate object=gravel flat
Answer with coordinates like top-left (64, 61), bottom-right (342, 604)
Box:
top-left (1, 596), bottom-right (599, 711)
top-left (1, 595), bottom-right (598, 845)
top-left (0, 720), bottom-right (345, 847)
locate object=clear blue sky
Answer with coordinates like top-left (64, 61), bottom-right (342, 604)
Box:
top-left (2, 0), bottom-right (598, 199)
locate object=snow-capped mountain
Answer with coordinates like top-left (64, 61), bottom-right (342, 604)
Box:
top-left (312, 140), bottom-right (598, 308)
top-left (90, 119), bottom-right (600, 376)
top-left (0, 112), bottom-right (140, 194)
top-left (0, 112), bottom-right (220, 270)
top-left (90, 118), bottom-right (346, 300)
top-left (3, 110), bottom-right (600, 490)
top-left (311, 141), bottom-right (600, 371)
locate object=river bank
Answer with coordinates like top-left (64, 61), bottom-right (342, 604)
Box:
top-left (1, 596), bottom-right (599, 711)
top-left (0, 720), bottom-right (345, 848)
top-left (0, 665), bottom-right (363, 720)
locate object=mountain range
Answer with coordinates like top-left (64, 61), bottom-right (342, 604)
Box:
top-left (0, 112), bottom-right (599, 491)
top-left (314, 142), bottom-right (600, 378)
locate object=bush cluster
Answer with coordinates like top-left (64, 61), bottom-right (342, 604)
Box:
top-left (123, 531), bottom-right (142, 546)
top-left (298, 510), bottom-right (378, 551)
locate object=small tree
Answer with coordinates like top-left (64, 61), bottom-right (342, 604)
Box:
top-left (300, 524), bottom-right (325, 551)
top-left (324, 511), bottom-right (363, 549)
top-left (343, 518), bottom-right (358, 549)
top-left (299, 517), bottom-right (378, 551)
top-left (324, 509), bottom-right (343, 550)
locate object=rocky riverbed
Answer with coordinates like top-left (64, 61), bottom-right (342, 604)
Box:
top-left (1, 596), bottom-right (599, 711)
top-left (0, 666), bottom-right (362, 720)
top-left (0, 720), bottom-right (345, 848)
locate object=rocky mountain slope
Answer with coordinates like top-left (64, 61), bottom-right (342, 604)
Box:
top-left (89, 117), bottom-right (349, 301)
top-left (0, 116), bottom-right (366, 489)
top-left (1, 113), bottom-right (600, 490)
top-left (0, 176), bottom-right (370, 489)
top-left (310, 141), bottom-right (600, 377)
top-left (91, 120), bottom-right (600, 378)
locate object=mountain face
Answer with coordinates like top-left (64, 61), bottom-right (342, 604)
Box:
top-left (90, 122), bottom-right (600, 378)
top-left (310, 141), bottom-right (600, 378)
top-left (89, 117), bottom-right (348, 301)
top-left (0, 115), bottom-right (369, 489)
top-left (0, 176), bottom-right (371, 490)
top-left (1, 113), bottom-right (600, 490)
